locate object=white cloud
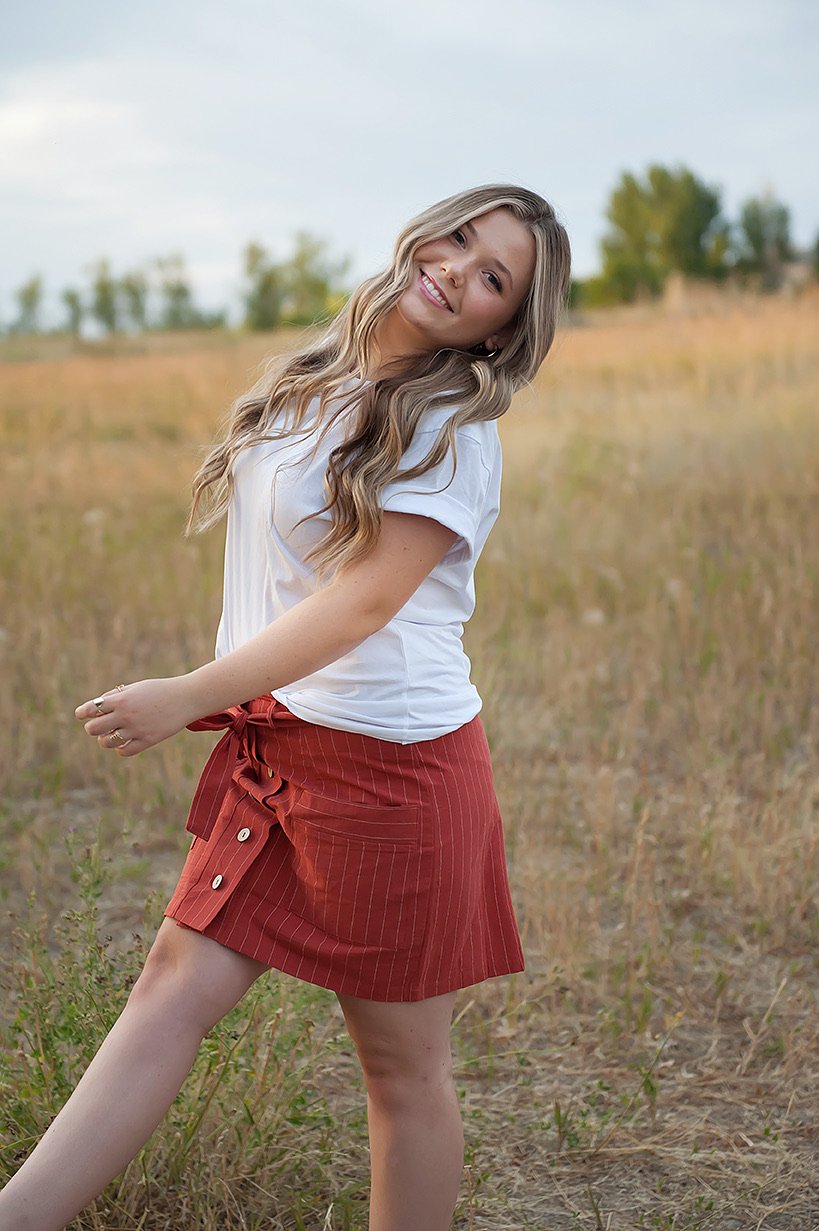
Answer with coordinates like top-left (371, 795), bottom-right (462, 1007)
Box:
top-left (0, 66), bottom-right (182, 206)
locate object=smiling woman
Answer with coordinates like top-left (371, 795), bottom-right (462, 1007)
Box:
top-left (180, 184), bottom-right (571, 590)
top-left (0, 184), bottom-right (571, 1231)
top-left (392, 209), bottom-right (537, 355)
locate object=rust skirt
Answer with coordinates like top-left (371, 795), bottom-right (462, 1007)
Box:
top-left (163, 694), bottom-right (524, 1002)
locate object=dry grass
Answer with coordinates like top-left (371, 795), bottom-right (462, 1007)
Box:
top-left (1, 294), bottom-right (817, 1228)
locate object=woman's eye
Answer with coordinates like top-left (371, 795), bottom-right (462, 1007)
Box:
top-left (452, 229), bottom-right (466, 246)
top-left (487, 272), bottom-right (502, 292)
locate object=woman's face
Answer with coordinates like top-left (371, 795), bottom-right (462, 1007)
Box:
top-left (394, 206), bottom-right (537, 355)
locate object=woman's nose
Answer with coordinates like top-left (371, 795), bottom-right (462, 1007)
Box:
top-left (440, 261), bottom-right (462, 287)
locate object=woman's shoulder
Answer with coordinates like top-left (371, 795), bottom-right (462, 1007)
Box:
top-left (413, 404), bottom-right (501, 468)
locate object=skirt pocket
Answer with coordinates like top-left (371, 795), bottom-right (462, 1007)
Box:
top-left (280, 787), bottom-right (430, 953)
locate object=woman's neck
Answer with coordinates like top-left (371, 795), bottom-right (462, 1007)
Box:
top-left (362, 308), bottom-right (430, 382)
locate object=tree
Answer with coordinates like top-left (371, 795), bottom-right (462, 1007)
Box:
top-left (61, 288), bottom-right (84, 336)
top-left (279, 232), bottom-right (351, 326)
top-left (242, 241), bottom-right (284, 330)
top-left (154, 255), bottom-right (197, 329)
top-left (732, 189), bottom-right (794, 291)
top-left (88, 259), bottom-right (119, 333)
top-left (120, 269), bottom-right (149, 331)
top-left (152, 255), bottom-right (224, 330)
top-left (13, 275), bottom-right (43, 334)
top-left (598, 163), bottom-right (730, 302)
top-left (565, 279), bottom-right (583, 310)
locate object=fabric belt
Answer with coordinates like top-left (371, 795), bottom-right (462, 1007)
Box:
top-left (184, 704), bottom-right (285, 840)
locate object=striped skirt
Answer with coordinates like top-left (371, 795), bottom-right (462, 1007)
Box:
top-left (164, 694), bottom-right (524, 1002)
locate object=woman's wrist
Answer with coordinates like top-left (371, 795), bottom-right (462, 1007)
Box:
top-left (169, 673), bottom-right (203, 723)
top-left (179, 663), bottom-right (236, 723)
top-left (178, 654), bottom-right (277, 721)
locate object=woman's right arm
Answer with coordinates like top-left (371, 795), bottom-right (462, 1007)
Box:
top-left (77, 511), bottom-right (458, 755)
top-left (180, 509), bottom-right (458, 718)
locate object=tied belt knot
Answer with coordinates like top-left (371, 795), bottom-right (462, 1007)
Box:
top-left (184, 704), bottom-right (286, 840)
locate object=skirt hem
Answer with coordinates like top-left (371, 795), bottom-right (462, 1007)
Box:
top-left (165, 908), bottom-right (525, 1003)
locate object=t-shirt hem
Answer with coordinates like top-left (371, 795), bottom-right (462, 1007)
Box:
top-left (268, 689), bottom-right (481, 744)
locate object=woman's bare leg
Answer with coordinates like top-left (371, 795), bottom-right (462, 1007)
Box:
top-left (0, 918), bottom-right (270, 1231)
top-left (337, 990), bottom-right (463, 1231)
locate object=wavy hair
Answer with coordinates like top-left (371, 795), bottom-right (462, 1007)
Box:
top-left (184, 183), bottom-right (571, 582)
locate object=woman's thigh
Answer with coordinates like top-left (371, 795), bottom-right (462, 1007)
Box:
top-left (131, 917), bottom-right (272, 1033)
top-left (336, 991), bottom-right (458, 1082)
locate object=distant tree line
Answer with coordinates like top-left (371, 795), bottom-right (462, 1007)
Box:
top-left (242, 232), bottom-right (351, 329)
top-left (4, 162), bottom-right (818, 335)
top-left (4, 232), bottom-right (351, 337)
top-left (571, 163), bottom-right (818, 308)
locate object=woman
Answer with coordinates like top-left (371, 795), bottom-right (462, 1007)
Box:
top-left (0, 183), bottom-right (571, 1231)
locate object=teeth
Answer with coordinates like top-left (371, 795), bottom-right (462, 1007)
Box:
top-left (421, 272), bottom-right (449, 309)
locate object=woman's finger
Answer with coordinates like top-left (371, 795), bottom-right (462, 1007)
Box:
top-left (75, 684), bottom-right (128, 721)
top-left (115, 740), bottom-right (142, 757)
top-left (96, 729), bottom-right (130, 749)
top-left (84, 715), bottom-right (120, 737)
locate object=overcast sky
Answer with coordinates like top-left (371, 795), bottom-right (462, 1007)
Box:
top-left (2, 0), bottom-right (816, 327)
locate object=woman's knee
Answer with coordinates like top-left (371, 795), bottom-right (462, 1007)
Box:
top-left (338, 992), bottom-right (457, 1114)
top-left (126, 918), bottom-right (268, 1034)
top-left (360, 1049), bottom-right (456, 1117)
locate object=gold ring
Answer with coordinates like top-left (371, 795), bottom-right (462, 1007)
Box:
top-left (93, 697), bottom-right (106, 714)
top-left (108, 729), bottom-right (127, 747)
top-left (116, 683), bottom-right (127, 692)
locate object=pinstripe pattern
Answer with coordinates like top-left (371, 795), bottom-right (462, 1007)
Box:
top-left (164, 695), bottom-right (524, 1002)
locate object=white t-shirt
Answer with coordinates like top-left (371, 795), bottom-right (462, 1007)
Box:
top-left (213, 386), bottom-right (502, 743)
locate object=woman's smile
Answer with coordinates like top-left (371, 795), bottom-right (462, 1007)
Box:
top-left (418, 270), bottom-right (453, 311)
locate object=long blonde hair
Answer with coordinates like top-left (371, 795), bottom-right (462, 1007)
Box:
top-left (185, 183), bottom-right (571, 582)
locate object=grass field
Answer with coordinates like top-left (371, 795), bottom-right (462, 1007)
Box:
top-left (1, 294), bottom-right (817, 1229)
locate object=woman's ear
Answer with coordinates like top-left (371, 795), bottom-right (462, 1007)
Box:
top-left (484, 321), bottom-right (516, 354)
top-left (469, 322), bottom-right (516, 358)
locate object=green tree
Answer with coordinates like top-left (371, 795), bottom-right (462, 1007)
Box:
top-left (120, 269), bottom-right (149, 330)
top-left (242, 241), bottom-right (284, 330)
top-left (565, 278), bottom-right (583, 310)
top-left (279, 232), bottom-right (351, 326)
top-left (732, 190), bottom-right (794, 290)
top-left (61, 287), bottom-right (84, 336)
top-left (598, 163), bottom-right (730, 303)
top-left (154, 255), bottom-right (197, 330)
top-left (88, 259), bottom-right (119, 333)
top-left (13, 275), bottom-right (43, 334)
top-left (152, 255), bottom-right (224, 330)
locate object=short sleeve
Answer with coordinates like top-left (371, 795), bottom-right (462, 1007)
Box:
top-left (380, 426), bottom-right (494, 563)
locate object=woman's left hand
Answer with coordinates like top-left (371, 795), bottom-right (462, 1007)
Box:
top-left (74, 677), bottom-right (199, 757)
